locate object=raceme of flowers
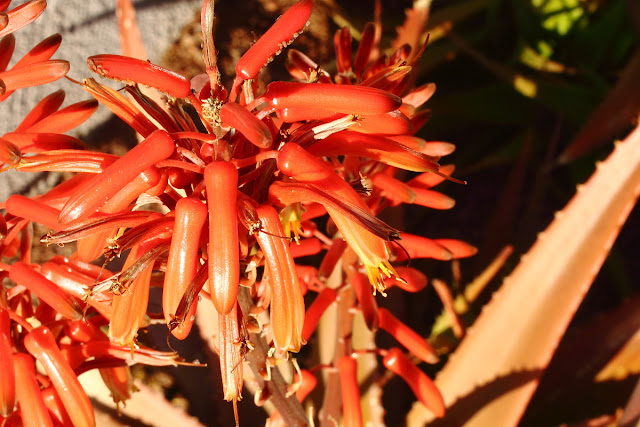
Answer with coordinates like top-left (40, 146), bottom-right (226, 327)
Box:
top-left (0, 0), bottom-right (476, 425)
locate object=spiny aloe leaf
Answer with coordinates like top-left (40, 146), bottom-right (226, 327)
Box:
top-left (407, 123), bottom-right (640, 426)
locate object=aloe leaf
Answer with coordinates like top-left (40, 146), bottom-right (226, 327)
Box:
top-left (407, 123), bottom-right (640, 426)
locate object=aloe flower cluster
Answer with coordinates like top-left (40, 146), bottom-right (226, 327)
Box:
top-left (0, 0), bottom-right (476, 425)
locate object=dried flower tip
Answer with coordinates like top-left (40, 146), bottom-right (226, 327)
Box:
top-left (109, 242), bottom-right (156, 347)
top-left (0, 137), bottom-right (20, 165)
top-left (81, 78), bottom-right (157, 137)
top-left (308, 131), bottom-right (440, 173)
top-left (218, 305), bottom-right (245, 404)
top-left (312, 114), bottom-right (357, 139)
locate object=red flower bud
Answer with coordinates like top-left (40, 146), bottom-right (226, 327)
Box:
top-left (88, 54), bottom-right (191, 98)
top-left (235, 0), bottom-right (313, 80)
top-left (204, 161), bottom-right (240, 315)
top-left (23, 326), bottom-right (95, 427)
top-left (337, 356), bottom-right (362, 427)
top-left (383, 348), bottom-right (444, 418)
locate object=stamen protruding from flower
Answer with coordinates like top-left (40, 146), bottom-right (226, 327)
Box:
top-left (365, 260), bottom-right (398, 296)
top-left (312, 114), bottom-right (357, 139)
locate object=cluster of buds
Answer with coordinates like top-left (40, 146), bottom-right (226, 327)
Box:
top-left (0, 0), bottom-right (476, 425)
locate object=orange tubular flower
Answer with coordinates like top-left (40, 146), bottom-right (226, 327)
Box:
top-left (76, 167), bottom-right (162, 262)
top-left (234, 0), bottom-right (313, 81)
top-left (23, 326), bottom-right (95, 427)
top-left (219, 102), bottom-right (272, 149)
top-left (163, 197), bottom-right (207, 339)
top-left (382, 348), bottom-right (445, 418)
top-left (263, 82), bottom-right (402, 116)
top-left (383, 266), bottom-right (428, 293)
top-left (254, 205), bottom-right (305, 352)
top-left (378, 308), bottom-right (439, 364)
top-left (9, 262), bottom-right (83, 320)
top-left (108, 238), bottom-right (159, 347)
top-left (58, 129), bottom-right (175, 225)
top-left (306, 131), bottom-right (440, 173)
top-left (15, 98), bottom-right (98, 134)
top-left (0, 60), bottom-right (69, 93)
top-left (204, 161), bottom-right (240, 315)
top-left (337, 356), bottom-right (363, 427)
top-left (277, 142), bottom-right (399, 293)
top-left (87, 54), bottom-right (192, 99)
top-left (41, 387), bottom-right (75, 426)
top-left (0, 0), bottom-right (46, 38)
top-left (13, 353), bottom-right (53, 427)
top-left (302, 287), bottom-right (337, 341)
top-left (351, 272), bottom-right (379, 329)
top-left (0, 308), bottom-right (15, 417)
top-left (65, 320), bottom-right (135, 407)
